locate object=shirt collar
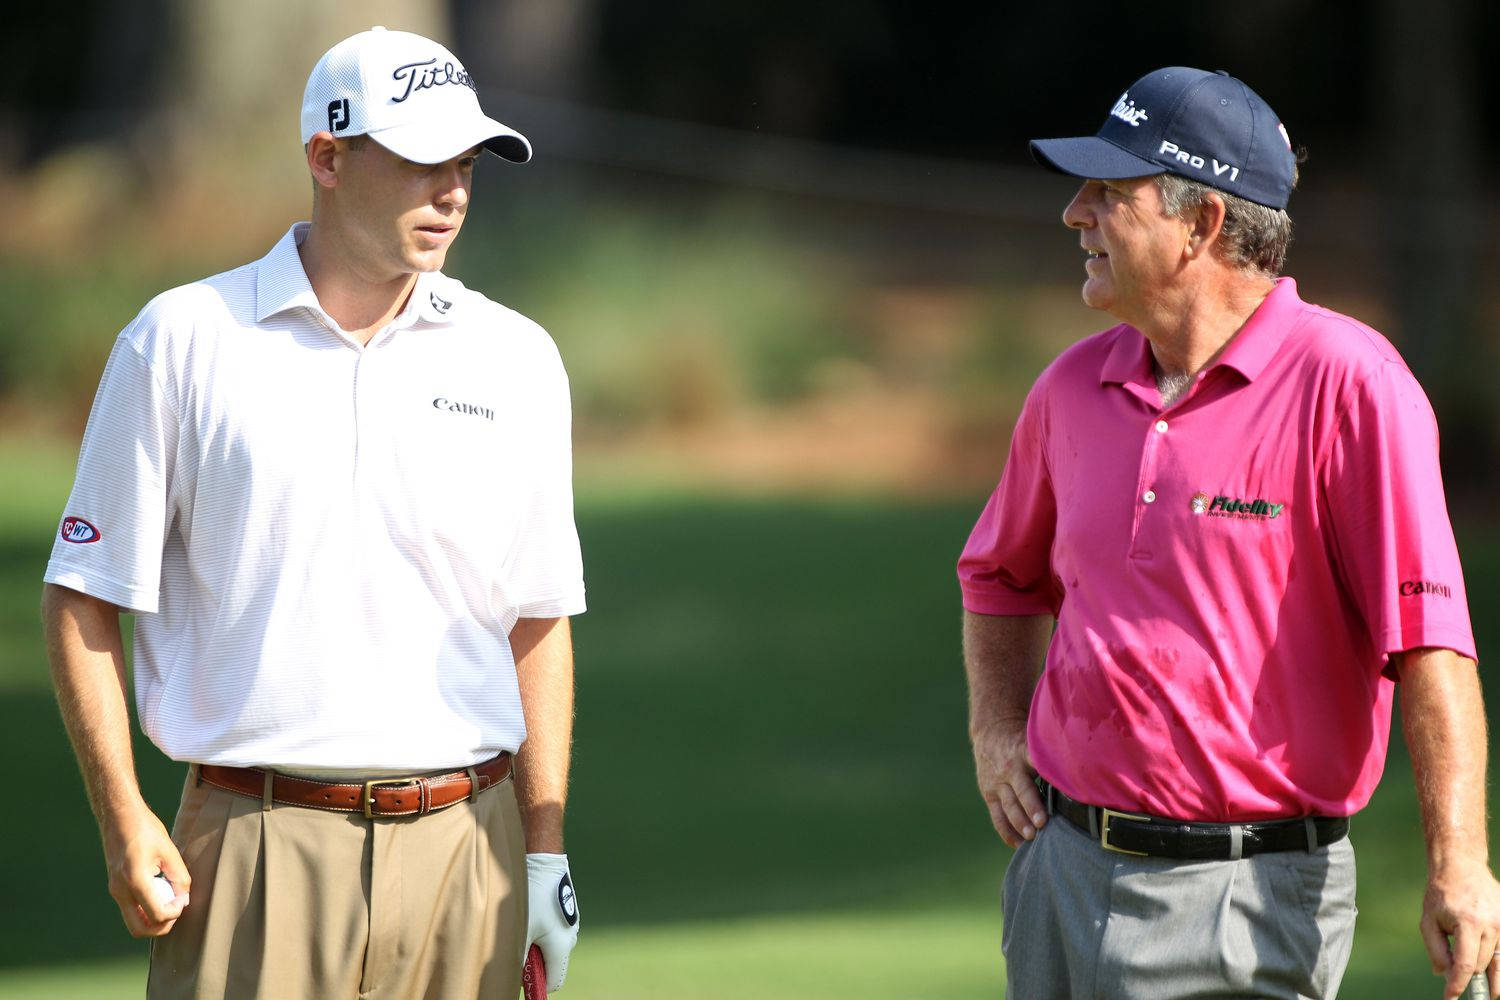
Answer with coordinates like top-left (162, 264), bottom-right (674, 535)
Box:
top-left (254, 223), bottom-right (322, 323)
top-left (1099, 324), bottom-right (1154, 389)
top-left (254, 222), bottom-right (462, 328)
top-left (1210, 277), bottom-right (1304, 382)
top-left (1098, 276), bottom-right (1307, 389)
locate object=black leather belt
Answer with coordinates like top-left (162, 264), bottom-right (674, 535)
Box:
top-left (1039, 778), bottom-right (1349, 860)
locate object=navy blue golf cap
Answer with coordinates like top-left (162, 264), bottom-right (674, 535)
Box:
top-left (1030, 67), bottom-right (1296, 210)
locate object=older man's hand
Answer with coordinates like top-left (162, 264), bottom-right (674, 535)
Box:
top-left (971, 720), bottom-right (1047, 848)
top-left (1422, 860), bottom-right (1500, 1000)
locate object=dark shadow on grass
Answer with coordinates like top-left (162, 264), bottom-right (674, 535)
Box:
top-left (565, 499), bottom-right (1002, 925)
top-left (0, 689), bottom-right (187, 967)
top-left (2, 530), bottom-right (190, 966)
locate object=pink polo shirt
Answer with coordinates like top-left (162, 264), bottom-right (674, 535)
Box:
top-left (958, 279), bottom-right (1475, 821)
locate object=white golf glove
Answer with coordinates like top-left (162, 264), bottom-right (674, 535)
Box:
top-left (525, 853), bottom-right (579, 991)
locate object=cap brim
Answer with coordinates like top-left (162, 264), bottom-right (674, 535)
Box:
top-left (369, 114), bottom-right (533, 165)
top-left (1029, 136), bottom-right (1163, 180)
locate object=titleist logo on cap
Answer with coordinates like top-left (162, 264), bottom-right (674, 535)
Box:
top-left (391, 58), bottom-right (478, 104)
top-left (1110, 93), bottom-right (1149, 127)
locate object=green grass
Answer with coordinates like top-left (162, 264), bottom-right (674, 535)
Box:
top-left (0, 958), bottom-right (151, 1000)
top-left (1, 437), bottom-right (1494, 998)
top-left (0, 910), bottom-right (1008, 1000)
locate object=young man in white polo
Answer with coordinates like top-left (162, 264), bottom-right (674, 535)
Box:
top-left (42, 27), bottom-right (582, 998)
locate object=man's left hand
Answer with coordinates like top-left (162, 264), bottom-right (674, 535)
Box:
top-left (526, 853), bottom-right (579, 991)
top-left (1421, 859), bottom-right (1500, 1000)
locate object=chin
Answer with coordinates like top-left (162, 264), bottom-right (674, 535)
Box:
top-left (1080, 281), bottom-right (1112, 312)
top-left (407, 249), bottom-right (451, 273)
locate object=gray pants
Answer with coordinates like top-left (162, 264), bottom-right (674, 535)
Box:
top-left (1002, 814), bottom-right (1357, 999)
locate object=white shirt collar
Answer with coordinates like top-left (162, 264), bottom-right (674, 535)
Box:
top-left (253, 223), bottom-right (321, 324)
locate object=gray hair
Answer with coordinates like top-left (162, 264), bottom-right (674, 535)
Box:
top-left (1154, 171), bottom-right (1297, 276)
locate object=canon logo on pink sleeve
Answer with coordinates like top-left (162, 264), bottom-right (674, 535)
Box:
top-left (1399, 579), bottom-right (1452, 598)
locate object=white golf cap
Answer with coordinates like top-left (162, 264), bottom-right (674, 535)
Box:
top-left (300, 26), bottom-right (532, 164)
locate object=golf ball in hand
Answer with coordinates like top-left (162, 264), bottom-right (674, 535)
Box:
top-left (150, 874), bottom-right (177, 907)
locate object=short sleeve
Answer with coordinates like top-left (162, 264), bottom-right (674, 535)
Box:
top-left (43, 329), bottom-right (178, 613)
top-left (1320, 361), bottom-right (1475, 666)
top-left (958, 383), bottom-right (1063, 616)
top-left (502, 336), bottom-right (586, 620)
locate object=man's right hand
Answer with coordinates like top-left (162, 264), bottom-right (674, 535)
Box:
top-left (104, 804), bottom-right (190, 937)
top-left (962, 611), bottom-right (1053, 848)
top-left (44, 585), bottom-right (188, 936)
top-left (971, 720), bottom-right (1048, 848)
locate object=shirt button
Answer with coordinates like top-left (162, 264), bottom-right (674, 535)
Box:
top-left (1155, 420), bottom-right (1169, 433)
top-left (1143, 490), bottom-right (1157, 503)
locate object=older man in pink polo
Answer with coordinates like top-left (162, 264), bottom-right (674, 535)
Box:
top-left (959, 66), bottom-right (1500, 999)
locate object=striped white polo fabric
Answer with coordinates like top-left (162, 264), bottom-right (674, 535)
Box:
top-left (45, 223), bottom-right (585, 770)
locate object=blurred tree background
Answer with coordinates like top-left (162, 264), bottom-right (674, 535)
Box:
top-left (3, 0), bottom-right (1497, 494)
top-left (2, 3), bottom-right (1499, 998)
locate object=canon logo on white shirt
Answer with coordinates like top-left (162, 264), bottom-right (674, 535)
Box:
top-left (433, 397), bottom-right (495, 421)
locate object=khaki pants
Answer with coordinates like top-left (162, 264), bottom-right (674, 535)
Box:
top-left (148, 765), bottom-right (526, 1000)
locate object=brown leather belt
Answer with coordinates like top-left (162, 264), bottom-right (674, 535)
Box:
top-left (198, 752), bottom-right (511, 819)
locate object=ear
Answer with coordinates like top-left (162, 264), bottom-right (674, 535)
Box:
top-left (306, 132), bottom-right (341, 190)
top-left (1185, 191), bottom-right (1227, 260)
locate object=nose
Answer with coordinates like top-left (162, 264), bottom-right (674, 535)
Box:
top-left (1062, 182), bottom-right (1094, 230)
top-left (436, 168), bottom-right (470, 210)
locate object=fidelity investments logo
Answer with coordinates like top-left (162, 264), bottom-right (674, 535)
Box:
top-left (1190, 492), bottom-right (1285, 520)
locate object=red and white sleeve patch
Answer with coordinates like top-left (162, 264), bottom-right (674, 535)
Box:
top-left (60, 516), bottom-right (101, 543)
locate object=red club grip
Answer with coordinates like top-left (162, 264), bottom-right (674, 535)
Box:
top-left (522, 944), bottom-right (548, 1000)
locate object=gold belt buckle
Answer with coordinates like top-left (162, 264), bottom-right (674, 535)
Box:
top-left (363, 778), bottom-right (416, 819)
top-left (1099, 807), bottom-right (1151, 856)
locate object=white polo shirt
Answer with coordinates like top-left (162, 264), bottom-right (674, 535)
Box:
top-left (45, 223), bottom-right (586, 770)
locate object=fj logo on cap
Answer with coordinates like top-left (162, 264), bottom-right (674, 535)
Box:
top-left (1110, 93), bottom-right (1149, 127)
top-left (328, 98), bottom-right (350, 132)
